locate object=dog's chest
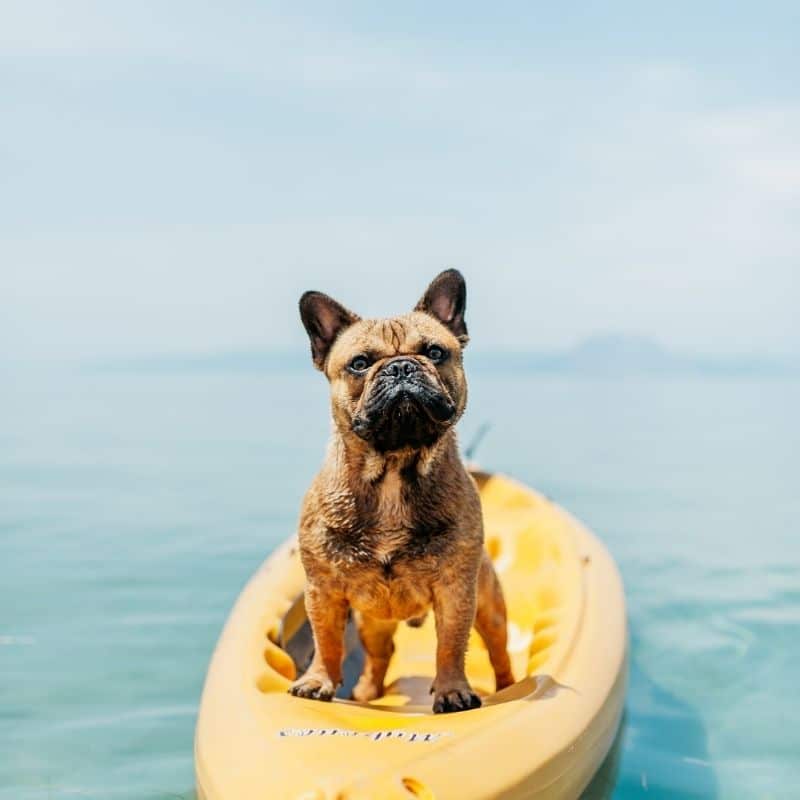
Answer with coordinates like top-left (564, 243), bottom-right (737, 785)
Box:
top-left (369, 470), bottom-right (412, 561)
top-left (331, 472), bottom-right (440, 619)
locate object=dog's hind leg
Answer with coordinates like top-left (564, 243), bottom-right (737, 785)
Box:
top-left (351, 613), bottom-right (397, 703)
top-left (474, 553), bottom-right (515, 691)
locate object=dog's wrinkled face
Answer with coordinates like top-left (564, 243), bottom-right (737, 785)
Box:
top-left (300, 270), bottom-right (469, 453)
top-left (330, 312), bottom-right (465, 452)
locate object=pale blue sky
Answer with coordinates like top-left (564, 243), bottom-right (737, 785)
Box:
top-left (1, 1), bottom-right (798, 359)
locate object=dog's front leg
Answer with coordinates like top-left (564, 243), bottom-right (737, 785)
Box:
top-left (430, 574), bottom-right (482, 713)
top-left (290, 583), bottom-right (348, 701)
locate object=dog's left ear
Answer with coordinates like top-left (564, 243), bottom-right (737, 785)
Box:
top-left (415, 269), bottom-right (468, 345)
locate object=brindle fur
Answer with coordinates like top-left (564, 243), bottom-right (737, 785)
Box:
top-left (290, 270), bottom-right (514, 713)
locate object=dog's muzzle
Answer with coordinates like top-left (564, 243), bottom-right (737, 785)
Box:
top-left (351, 357), bottom-right (456, 450)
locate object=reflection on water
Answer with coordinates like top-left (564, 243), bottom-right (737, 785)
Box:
top-left (1, 367), bottom-right (798, 799)
top-left (584, 658), bottom-right (718, 799)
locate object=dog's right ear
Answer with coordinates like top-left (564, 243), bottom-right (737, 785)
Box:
top-left (299, 291), bottom-right (360, 370)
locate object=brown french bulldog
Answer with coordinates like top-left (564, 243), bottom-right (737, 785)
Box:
top-left (290, 269), bottom-right (514, 713)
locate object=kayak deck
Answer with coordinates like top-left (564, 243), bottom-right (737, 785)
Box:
top-left (195, 472), bottom-right (627, 799)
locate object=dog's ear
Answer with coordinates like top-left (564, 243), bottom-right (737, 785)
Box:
top-left (414, 269), bottom-right (468, 345)
top-left (299, 291), bottom-right (360, 370)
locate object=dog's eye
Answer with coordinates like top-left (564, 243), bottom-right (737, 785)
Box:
top-left (348, 355), bottom-right (371, 374)
top-left (426, 345), bottom-right (446, 363)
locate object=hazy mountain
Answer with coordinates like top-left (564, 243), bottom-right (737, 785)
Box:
top-left (469, 334), bottom-right (798, 376)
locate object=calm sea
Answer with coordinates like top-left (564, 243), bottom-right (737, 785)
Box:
top-left (1, 361), bottom-right (798, 799)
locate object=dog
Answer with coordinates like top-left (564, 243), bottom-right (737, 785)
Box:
top-left (290, 269), bottom-right (514, 713)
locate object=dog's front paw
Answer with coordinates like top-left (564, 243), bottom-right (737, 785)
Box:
top-left (289, 674), bottom-right (336, 701)
top-left (431, 683), bottom-right (482, 713)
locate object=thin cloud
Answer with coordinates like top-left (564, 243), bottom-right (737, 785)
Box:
top-left (1, 4), bottom-right (798, 359)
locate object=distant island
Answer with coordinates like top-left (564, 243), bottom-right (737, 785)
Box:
top-left (88, 334), bottom-right (799, 377)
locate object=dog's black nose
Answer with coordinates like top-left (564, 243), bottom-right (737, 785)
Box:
top-left (382, 357), bottom-right (419, 379)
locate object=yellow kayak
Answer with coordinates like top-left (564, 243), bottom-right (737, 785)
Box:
top-left (195, 472), bottom-right (627, 799)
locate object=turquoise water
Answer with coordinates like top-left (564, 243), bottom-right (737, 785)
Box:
top-left (1, 363), bottom-right (798, 799)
